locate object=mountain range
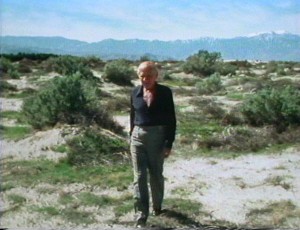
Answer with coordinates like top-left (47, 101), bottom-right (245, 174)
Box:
top-left (1, 32), bottom-right (300, 61)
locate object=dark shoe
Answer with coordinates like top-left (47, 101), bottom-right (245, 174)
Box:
top-left (135, 214), bottom-right (147, 228)
top-left (135, 217), bottom-right (147, 228)
top-left (152, 208), bottom-right (162, 216)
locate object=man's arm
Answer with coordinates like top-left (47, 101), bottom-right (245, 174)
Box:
top-left (164, 88), bottom-right (176, 149)
top-left (129, 95), bottom-right (135, 136)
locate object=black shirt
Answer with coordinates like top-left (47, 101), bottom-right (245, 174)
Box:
top-left (130, 83), bottom-right (176, 149)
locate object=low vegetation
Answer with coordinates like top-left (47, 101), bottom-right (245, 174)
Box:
top-left (246, 200), bottom-right (300, 227)
top-left (103, 59), bottom-right (135, 86)
top-left (66, 127), bottom-right (129, 166)
top-left (1, 52), bottom-right (300, 229)
top-left (241, 86), bottom-right (300, 130)
top-left (1, 159), bottom-right (132, 189)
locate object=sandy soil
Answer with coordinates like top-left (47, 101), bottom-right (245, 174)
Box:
top-left (1, 128), bottom-right (68, 161)
top-left (165, 149), bottom-right (300, 225)
top-left (0, 98), bottom-right (23, 111)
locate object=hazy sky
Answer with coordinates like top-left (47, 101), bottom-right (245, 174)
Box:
top-left (1, 0), bottom-right (300, 42)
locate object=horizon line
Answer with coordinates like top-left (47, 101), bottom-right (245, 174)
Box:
top-left (3, 31), bottom-right (300, 43)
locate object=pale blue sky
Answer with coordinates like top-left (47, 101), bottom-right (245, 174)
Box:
top-left (1, 0), bottom-right (299, 42)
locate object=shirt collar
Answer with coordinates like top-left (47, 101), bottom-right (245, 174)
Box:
top-left (136, 83), bottom-right (158, 97)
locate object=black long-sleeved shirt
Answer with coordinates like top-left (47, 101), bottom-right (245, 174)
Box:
top-left (130, 83), bottom-right (176, 149)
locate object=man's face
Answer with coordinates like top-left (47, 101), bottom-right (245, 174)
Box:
top-left (138, 68), bottom-right (157, 90)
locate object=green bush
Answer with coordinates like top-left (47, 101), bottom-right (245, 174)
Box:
top-left (22, 73), bottom-right (122, 133)
top-left (0, 57), bottom-right (20, 78)
top-left (66, 128), bottom-right (129, 166)
top-left (228, 60), bottom-right (252, 68)
top-left (23, 74), bottom-right (88, 128)
top-left (18, 63), bottom-right (32, 73)
top-left (195, 73), bottom-right (223, 95)
top-left (0, 80), bottom-right (18, 95)
top-left (46, 56), bottom-right (94, 78)
top-left (82, 56), bottom-right (105, 70)
top-left (8, 69), bottom-right (20, 79)
top-left (182, 50), bottom-right (222, 77)
top-left (103, 60), bottom-right (135, 86)
top-left (215, 62), bottom-right (238, 76)
top-left (0, 57), bottom-right (14, 73)
top-left (266, 61), bottom-right (293, 76)
top-left (2, 53), bottom-right (58, 62)
top-left (241, 86), bottom-right (300, 130)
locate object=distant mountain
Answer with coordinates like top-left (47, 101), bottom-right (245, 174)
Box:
top-left (1, 32), bottom-right (300, 61)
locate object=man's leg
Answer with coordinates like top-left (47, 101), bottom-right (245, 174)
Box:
top-left (147, 127), bottom-right (166, 213)
top-left (149, 155), bottom-right (164, 213)
top-left (130, 128), bottom-right (149, 224)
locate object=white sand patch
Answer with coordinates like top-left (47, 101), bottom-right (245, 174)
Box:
top-left (0, 98), bottom-right (23, 111)
top-left (113, 115), bottom-right (130, 133)
top-left (7, 76), bottom-right (38, 90)
top-left (1, 128), bottom-right (69, 161)
top-left (165, 149), bottom-right (300, 225)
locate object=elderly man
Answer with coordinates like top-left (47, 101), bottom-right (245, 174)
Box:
top-left (130, 61), bottom-right (176, 227)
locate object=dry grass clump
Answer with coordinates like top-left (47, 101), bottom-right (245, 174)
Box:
top-left (220, 126), bottom-right (276, 152)
top-left (221, 107), bottom-right (245, 126)
top-left (246, 200), bottom-right (300, 228)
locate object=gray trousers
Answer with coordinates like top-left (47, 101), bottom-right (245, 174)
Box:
top-left (130, 125), bottom-right (166, 218)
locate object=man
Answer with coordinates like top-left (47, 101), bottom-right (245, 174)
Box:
top-left (130, 61), bottom-right (176, 227)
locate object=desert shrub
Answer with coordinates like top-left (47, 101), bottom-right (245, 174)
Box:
top-left (7, 87), bottom-right (36, 99)
top-left (162, 72), bottom-right (173, 81)
top-left (202, 101), bottom-right (225, 120)
top-left (266, 61), bottom-right (278, 73)
top-left (81, 107), bottom-right (123, 134)
top-left (22, 73), bottom-right (122, 133)
top-left (104, 96), bottom-right (130, 114)
top-left (270, 79), bottom-right (296, 89)
top-left (17, 63), bottom-right (32, 73)
top-left (220, 126), bottom-right (276, 152)
top-left (228, 60), bottom-right (252, 68)
top-left (82, 56), bottom-right (105, 69)
top-left (277, 126), bottom-right (300, 144)
top-left (23, 74), bottom-right (89, 128)
top-left (0, 80), bottom-right (17, 92)
top-left (241, 86), bottom-right (300, 130)
top-left (215, 62), bottom-right (238, 76)
top-left (2, 53), bottom-right (58, 62)
top-left (182, 50), bottom-right (222, 77)
top-left (0, 57), bottom-right (14, 73)
top-left (195, 73), bottom-right (223, 95)
top-left (0, 57), bottom-right (20, 79)
top-left (103, 60), bottom-right (135, 86)
top-left (66, 128), bottom-right (128, 166)
top-left (266, 61), bottom-right (292, 76)
top-left (8, 69), bottom-right (20, 79)
top-left (46, 56), bottom-right (94, 78)
top-left (222, 108), bottom-right (245, 126)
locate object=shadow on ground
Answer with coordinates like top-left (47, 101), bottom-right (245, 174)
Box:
top-left (118, 209), bottom-right (278, 230)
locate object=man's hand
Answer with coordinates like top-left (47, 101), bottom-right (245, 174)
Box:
top-left (163, 148), bottom-right (172, 158)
